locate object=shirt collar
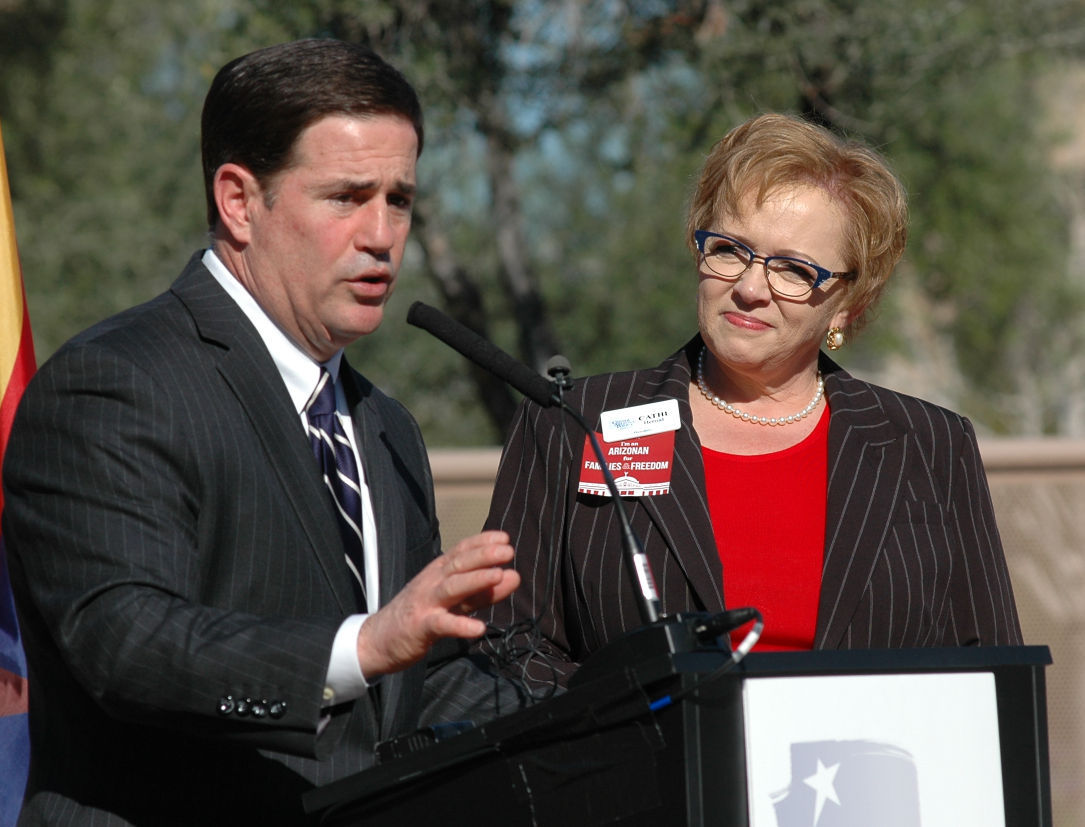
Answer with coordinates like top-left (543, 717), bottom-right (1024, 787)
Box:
top-left (202, 248), bottom-right (343, 414)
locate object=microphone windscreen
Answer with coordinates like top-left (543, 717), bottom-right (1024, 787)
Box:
top-left (545, 354), bottom-right (572, 376)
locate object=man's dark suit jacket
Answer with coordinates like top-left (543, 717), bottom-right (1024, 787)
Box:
top-left (3, 254), bottom-right (512, 825)
top-left (481, 336), bottom-right (1023, 689)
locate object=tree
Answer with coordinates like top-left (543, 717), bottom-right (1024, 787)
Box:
top-left (325, 0), bottom-right (1085, 438)
top-left (0, 0), bottom-right (265, 353)
top-left (4, 0), bottom-right (1085, 443)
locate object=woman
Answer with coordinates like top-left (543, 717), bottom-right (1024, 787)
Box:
top-left (480, 113), bottom-right (1022, 691)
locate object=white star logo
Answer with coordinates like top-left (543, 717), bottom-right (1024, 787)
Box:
top-left (803, 758), bottom-right (841, 825)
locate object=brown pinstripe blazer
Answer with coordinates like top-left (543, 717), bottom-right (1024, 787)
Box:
top-left (481, 335), bottom-right (1022, 689)
top-left (3, 254), bottom-right (514, 826)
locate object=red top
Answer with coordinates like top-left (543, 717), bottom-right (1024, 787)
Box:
top-left (701, 407), bottom-right (830, 651)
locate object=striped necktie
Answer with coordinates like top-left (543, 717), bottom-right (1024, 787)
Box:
top-left (305, 369), bottom-right (366, 606)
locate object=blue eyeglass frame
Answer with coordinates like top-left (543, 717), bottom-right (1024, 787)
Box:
top-left (694, 230), bottom-right (855, 290)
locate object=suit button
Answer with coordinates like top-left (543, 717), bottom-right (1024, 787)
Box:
top-left (269, 701), bottom-right (287, 719)
top-left (218, 696), bottom-right (236, 715)
top-left (236, 697), bottom-right (252, 717)
top-left (251, 700), bottom-right (268, 719)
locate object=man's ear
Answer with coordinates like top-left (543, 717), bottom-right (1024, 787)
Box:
top-left (213, 163), bottom-right (261, 246)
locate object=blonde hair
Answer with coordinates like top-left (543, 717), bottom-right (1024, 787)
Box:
top-left (686, 113), bottom-right (908, 333)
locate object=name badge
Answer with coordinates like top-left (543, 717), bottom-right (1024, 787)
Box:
top-left (578, 430), bottom-right (676, 497)
top-left (600, 399), bottom-right (681, 443)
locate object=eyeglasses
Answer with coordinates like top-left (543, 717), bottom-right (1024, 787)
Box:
top-left (694, 230), bottom-right (855, 298)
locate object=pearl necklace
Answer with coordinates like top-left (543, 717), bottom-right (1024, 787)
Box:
top-left (695, 347), bottom-right (824, 426)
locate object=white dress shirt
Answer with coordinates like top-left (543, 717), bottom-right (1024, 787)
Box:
top-left (203, 248), bottom-right (375, 703)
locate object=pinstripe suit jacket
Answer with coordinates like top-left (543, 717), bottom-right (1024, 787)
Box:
top-left (2, 254), bottom-right (513, 826)
top-left (481, 336), bottom-right (1022, 689)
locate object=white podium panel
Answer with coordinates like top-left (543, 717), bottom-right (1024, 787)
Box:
top-left (744, 672), bottom-right (1004, 827)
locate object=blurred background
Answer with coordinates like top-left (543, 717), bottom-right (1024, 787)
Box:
top-left (3, 0), bottom-right (1084, 821)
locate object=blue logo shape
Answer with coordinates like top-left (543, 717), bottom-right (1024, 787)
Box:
top-left (772, 740), bottom-right (920, 826)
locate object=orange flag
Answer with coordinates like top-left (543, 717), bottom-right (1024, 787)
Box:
top-left (0, 123), bottom-right (36, 488)
top-left (0, 117), bottom-right (33, 823)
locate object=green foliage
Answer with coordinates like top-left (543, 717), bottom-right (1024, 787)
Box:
top-left (1, 0), bottom-right (271, 353)
top-left (3, 0), bottom-right (1084, 442)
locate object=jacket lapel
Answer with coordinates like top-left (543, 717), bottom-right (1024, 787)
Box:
top-left (170, 255), bottom-right (357, 613)
top-left (814, 353), bottom-right (909, 648)
top-left (339, 363), bottom-right (416, 737)
top-left (338, 365), bottom-right (407, 612)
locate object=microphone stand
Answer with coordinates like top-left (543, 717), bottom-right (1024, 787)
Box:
top-left (545, 357), bottom-right (661, 626)
top-left (543, 361), bottom-right (761, 689)
top-left (404, 301), bottom-right (759, 686)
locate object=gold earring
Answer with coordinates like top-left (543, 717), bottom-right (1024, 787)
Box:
top-left (826, 327), bottom-right (845, 351)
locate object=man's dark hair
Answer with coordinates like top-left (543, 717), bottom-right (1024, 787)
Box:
top-left (201, 38), bottom-right (424, 229)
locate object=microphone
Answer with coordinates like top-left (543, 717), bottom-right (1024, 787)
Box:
top-left (406, 301), bottom-right (662, 625)
top-left (406, 302), bottom-right (556, 408)
top-left (692, 607), bottom-right (759, 642)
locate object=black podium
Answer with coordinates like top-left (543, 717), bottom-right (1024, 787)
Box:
top-left (303, 638), bottom-right (1051, 826)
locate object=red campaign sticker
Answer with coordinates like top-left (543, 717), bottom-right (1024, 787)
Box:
top-left (578, 430), bottom-right (676, 497)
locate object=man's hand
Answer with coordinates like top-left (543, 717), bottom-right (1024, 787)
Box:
top-left (355, 531), bottom-right (519, 678)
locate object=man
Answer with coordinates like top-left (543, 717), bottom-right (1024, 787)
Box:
top-left (2, 39), bottom-right (521, 825)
